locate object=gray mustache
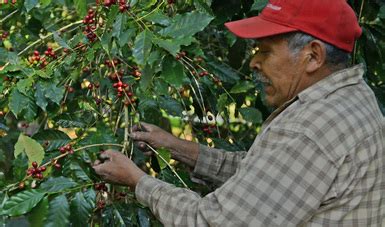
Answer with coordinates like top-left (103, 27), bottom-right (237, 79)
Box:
top-left (253, 71), bottom-right (271, 84)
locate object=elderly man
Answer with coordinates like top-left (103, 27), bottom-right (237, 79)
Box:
top-left (93, 0), bottom-right (385, 225)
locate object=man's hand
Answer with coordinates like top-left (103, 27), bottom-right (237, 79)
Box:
top-left (92, 150), bottom-right (145, 188)
top-left (131, 122), bottom-right (200, 168)
top-left (130, 122), bottom-right (179, 154)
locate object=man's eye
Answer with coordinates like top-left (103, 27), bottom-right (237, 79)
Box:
top-left (259, 50), bottom-right (269, 54)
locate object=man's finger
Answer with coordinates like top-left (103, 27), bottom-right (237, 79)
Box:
top-left (130, 131), bottom-right (149, 141)
top-left (93, 160), bottom-right (102, 166)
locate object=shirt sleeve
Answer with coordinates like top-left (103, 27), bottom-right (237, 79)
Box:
top-left (135, 127), bottom-right (338, 226)
top-left (192, 144), bottom-right (247, 185)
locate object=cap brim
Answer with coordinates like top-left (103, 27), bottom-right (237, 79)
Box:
top-left (225, 16), bottom-right (298, 39)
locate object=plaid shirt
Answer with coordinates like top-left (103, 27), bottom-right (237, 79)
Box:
top-left (136, 64), bottom-right (385, 226)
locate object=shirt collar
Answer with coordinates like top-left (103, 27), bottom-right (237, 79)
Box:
top-left (297, 64), bottom-right (365, 103)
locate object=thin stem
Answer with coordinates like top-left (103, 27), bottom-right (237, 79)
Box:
top-left (136, 1), bottom-right (165, 21)
top-left (18, 20), bottom-right (83, 56)
top-left (146, 144), bottom-right (189, 188)
top-left (0, 9), bottom-right (18, 23)
top-left (122, 105), bottom-right (129, 153)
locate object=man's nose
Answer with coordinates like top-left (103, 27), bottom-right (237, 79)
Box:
top-left (249, 55), bottom-right (261, 71)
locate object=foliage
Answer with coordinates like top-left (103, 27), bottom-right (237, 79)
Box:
top-left (0, 0), bottom-right (384, 226)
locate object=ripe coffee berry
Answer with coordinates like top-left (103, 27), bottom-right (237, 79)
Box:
top-left (32, 161), bottom-right (38, 168)
top-left (54, 163), bottom-right (61, 170)
top-left (18, 182), bottom-right (25, 189)
top-left (59, 144), bottom-right (74, 154)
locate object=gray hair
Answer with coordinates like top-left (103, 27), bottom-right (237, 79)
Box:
top-left (282, 32), bottom-right (351, 70)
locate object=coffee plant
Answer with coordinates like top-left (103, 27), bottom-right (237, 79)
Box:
top-left (0, 0), bottom-right (384, 226)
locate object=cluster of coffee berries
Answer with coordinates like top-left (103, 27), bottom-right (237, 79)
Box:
top-left (87, 81), bottom-right (100, 90)
top-left (212, 76), bottom-right (222, 86)
top-left (130, 66), bottom-right (141, 78)
top-left (113, 81), bottom-right (129, 97)
top-left (117, 0), bottom-right (129, 12)
top-left (175, 51), bottom-right (186, 60)
top-left (97, 200), bottom-right (106, 209)
top-left (102, 0), bottom-right (117, 7)
top-left (28, 48), bottom-right (55, 68)
top-left (202, 124), bottom-right (216, 134)
top-left (0, 31), bottom-right (9, 40)
top-left (199, 71), bottom-right (209, 77)
top-left (59, 144), bottom-right (74, 154)
top-left (2, 0), bottom-right (17, 4)
top-left (105, 59), bottom-right (125, 81)
top-left (26, 161), bottom-right (46, 179)
top-left (94, 182), bottom-right (108, 191)
top-left (105, 59), bottom-right (120, 68)
top-left (44, 47), bottom-right (56, 58)
top-left (83, 9), bottom-right (97, 42)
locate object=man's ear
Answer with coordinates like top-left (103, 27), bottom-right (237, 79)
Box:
top-left (303, 40), bottom-right (327, 73)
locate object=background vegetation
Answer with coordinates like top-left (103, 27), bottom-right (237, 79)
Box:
top-left (0, 0), bottom-right (384, 226)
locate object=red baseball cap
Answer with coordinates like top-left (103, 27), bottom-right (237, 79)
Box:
top-left (225, 0), bottom-right (362, 52)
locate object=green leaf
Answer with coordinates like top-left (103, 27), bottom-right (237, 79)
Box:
top-left (140, 64), bottom-right (154, 90)
top-left (239, 107), bottom-right (262, 124)
top-left (145, 11), bottom-right (171, 26)
top-left (24, 0), bottom-right (38, 12)
top-left (44, 83), bottom-right (65, 105)
top-left (217, 93), bottom-right (229, 113)
top-left (33, 129), bottom-right (71, 152)
top-left (138, 98), bottom-right (162, 124)
top-left (161, 56), bottom-right (185, 88)
top-left (117, 28), bottom-right (136, 47)
top-left (17, 77), bottom-right (34, 95)
top-left (14, 134), bottom-right (45, 166)
top-left (9, 88), bottom-right (30, 117)
top-left (40, 177), bottom-right (78, 193)
top-left (159, 96), bottom-right (183, 116)
top-left (36, 69), bottom-right (51, 78)
top-left (159, 11), bottom-right (214, 38)
top-left (153, 37), bottom-right (195, 56)
top-left (40, 0), bottom-right (52, 8)
top-left (100, 31), bottom-right (113, 52)
top-left (137, 208), bottom-right (151, 227)
top-left (133, 30), bottom-right (153, 65)
top-left (206, 60), bottom-right (240, 83)
top-left (251, 0), bottom-right (268, 11)
top-left (2, 190), bottom-right (45, 216)
top-left (28, 196), bottom-right (49, 227)
top-left (35, 82), bottom-right (48, 111)
top-left (9, 89), bottom-right (38, 121)
top-left (155, 148), bottom-right (171, 170)
top-left (70, 192), bottom-right (93, 227)
top-left (379, 5), bottom-right (385, 19)
top-left (194, 0), bottom-right (214, 15)
top-left (63, 161), bottom-right (91, 182)
top-left (73, 0), bottom-right (87, 17)
top-left (44, 195), bottom-right (70, 227)
top-left (53, 32), bottom-right (71, 49)
top-left (112, 13), bottom-right (127, 38)
top-left (64, 53), bottom-right (77, 65)
top-left (230, 81), bottom-right (255, 94)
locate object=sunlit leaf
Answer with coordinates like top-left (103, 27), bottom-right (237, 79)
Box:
top-left (14, 134), bottom-right (45, 166)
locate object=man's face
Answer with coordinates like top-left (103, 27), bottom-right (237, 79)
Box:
top-left (249, 36), bottom-right (306, 108)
